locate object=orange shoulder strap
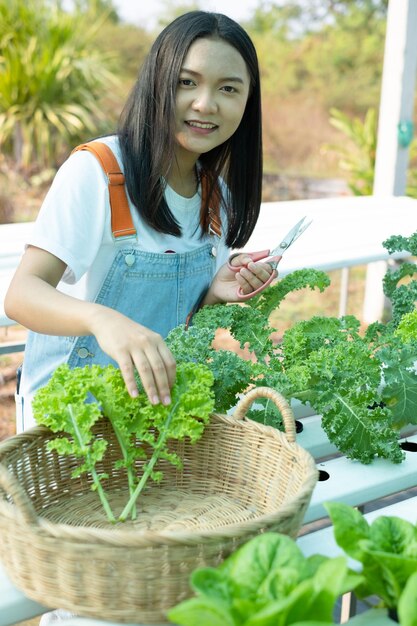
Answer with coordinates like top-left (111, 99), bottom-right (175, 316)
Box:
top-left (72, 141), bottom-right (222, 239)
top-left (72, 141), bottom-right (137, 239)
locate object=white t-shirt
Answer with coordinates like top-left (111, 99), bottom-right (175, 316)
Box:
top-left (28, 135), bottom-right (230, 303)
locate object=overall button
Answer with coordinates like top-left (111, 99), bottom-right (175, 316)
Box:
top-left (77, 347), bottom-right (90, 359)
top-left (211, 246), bottom-right (217, 257)
top-left (124, 253), bottom-right (135, 266)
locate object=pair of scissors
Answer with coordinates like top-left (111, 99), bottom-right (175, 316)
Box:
top-left (228, 216), bottom-right (312, 301)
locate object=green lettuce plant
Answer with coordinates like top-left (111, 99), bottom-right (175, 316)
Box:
top-left (326, 501), bottom-right (417, 621)
top-left (167, 531), bottom-right (361, 626)
top-left (168, 503), bottom-right (417, 626)
top-left (398, 572), bottom-right (417, 626)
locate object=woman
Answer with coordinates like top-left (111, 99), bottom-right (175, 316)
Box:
top-left (5, 10), bottom-right (275, 434)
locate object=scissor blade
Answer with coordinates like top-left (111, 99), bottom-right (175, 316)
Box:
top-left (270, 216), bottom-right (312, 256)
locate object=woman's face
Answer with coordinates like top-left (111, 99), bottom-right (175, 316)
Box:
top-left (174, 37), bottom-right (251, 163)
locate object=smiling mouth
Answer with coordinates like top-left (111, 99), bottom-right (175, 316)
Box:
top-left (185, 121), bottom-right (218, 130)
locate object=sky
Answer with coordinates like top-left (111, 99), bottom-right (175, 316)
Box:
top-left (112, 0), bottom-right (260, 29)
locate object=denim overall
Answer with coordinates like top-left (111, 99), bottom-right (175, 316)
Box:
top-left (17, 142), bottom-right (221, 432)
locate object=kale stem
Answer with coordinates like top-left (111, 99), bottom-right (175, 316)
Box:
top-left (250, 329), bottom-right (262, 345)
top-left (91, 467), bottom-right (117, 523)
top-left (249, 329), bottom-right (269, 360)
top-left (90, 393), bottom-right (137, 520)
top-left (118, 400), bottom-right (180, 522)
top-left (68, 405), bottom-right (116, 523)
top-left (111, 422), bottom-right (137, 520)
top-left (291, 389), bottom-right (315, 402)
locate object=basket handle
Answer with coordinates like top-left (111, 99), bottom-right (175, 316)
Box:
top-left (233, 386), bottom-right (296, 443)
top-left (0, 464), bottom-right (40, 526)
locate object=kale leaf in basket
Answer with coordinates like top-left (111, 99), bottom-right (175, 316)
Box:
top-left (32, 361), bottom-right (214, 522)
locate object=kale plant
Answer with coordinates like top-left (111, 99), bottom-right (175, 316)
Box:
top-left (167, 232), bottom-right (417, 465)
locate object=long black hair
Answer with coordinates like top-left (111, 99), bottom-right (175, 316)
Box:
top-left (117, 11), bottom-right (262, 248)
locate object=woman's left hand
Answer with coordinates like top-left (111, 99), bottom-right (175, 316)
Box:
top-left (203, 254), bottom-right (278, 305)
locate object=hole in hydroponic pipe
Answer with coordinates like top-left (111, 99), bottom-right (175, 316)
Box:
top-left (318, 469), bottom-right (330, 481)
top-left (295, 420), bottom-right (304, 434)
top-left (367, 401), bottom-right (386, 410)
top-left (400, 441), bottom-right (417, 452)
top-left (387, 608), bottom-right (399, 623)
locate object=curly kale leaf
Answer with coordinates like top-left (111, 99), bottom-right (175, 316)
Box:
top-left (32, 364), bottom-right (118, 520)
top-left (381, 231), bottom-right (417, 327)
top-left (166, 324), bottom-right (216, 363)
top-left (319, 391), bottom-right (404, 464)
top-left (305, 340), bottom-right (402, 463)
top-left (166, 311), bottom-right (269, 411)
top-left (245, 397), bottom-right (286, 430)
top-left (118, 362), bottom-right (214, 521)
top-left (227, 306), bottom-right (274, 358)
top-left (280, 315), bottom-right (361, 370)
top-left (377, 342), bottom-right (417, 427)
top-left (396, 310), bottom-right (417, 344)
top-left (280, 325), bottom-right (405, 463)
top-left (191, 302), bottom-right (236, 330)
top-left (390, 282), bottom-right (417, 327)
top-left (246, 268), bottom-right (331, 319)
top-left (297, 338), bottom-right (382, 411)
top-left (364, 320), bottom-right (394, 347)
top-left (382, 263), bottom-right (417, 298)
top-left (383, 233), bottom-right (417, 256)
top-left (191, 303), bottom-right (274, 359)
top-left (382, 262), bottom-right (417, 325)
top-left (209, 350), bottom-right (258, 413)
top-left (162, 255), bottom-right (417, 464)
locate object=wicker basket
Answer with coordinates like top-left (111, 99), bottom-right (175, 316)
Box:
top-left (0, 387), bottom-right (317, 624)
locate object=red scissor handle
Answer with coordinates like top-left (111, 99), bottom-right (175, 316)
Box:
top-left (227, 250), bottom-right (280, 301)
top-left (227, 249), bottom-right (271, 272)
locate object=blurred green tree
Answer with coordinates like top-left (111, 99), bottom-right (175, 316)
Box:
top-left (0, 0), bottom-right (119, 170)
top-left (249, 0), bottom-right (387, 35)
top-left (244, 0), bottom-right (389, 177)
top-left (247, 0), bottom-right (386, 108)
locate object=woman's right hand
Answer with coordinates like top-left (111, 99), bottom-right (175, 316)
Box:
top-left (90, 306), bottom-right (176, 405)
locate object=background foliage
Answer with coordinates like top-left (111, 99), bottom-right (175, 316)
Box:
top-left (0, 1), bottom-right (116, 169)
top-left (1, 0), bottom-right (416, 214)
